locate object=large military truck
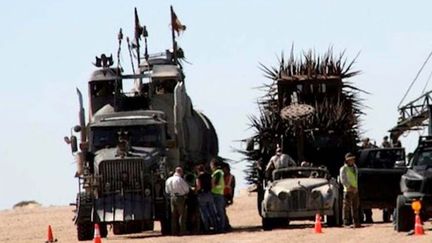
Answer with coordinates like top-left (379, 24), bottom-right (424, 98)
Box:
top-left (65, 8), bottom-right (218, 241)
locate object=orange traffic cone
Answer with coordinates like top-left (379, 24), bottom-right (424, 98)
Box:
top-left (314, 213), bottom-right (323, 233)
top-left (45, 225), bottom-right (57, 243)
top-left (414, 214), bottom-right (424, 235)
top-left (93, 223), bottom-right (102, 243)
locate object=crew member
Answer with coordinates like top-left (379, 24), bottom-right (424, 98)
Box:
top-left (222, 163), bottom-right (236, 231)
top-left (195, 164), bottom-right (217, 233)
top-left (210, 159), bottom-right (226, 232)
top-left (339, 153), bottom-right (361, 228)
top-left (165, 166), bottom-right (190, 235)
top-left (361, 138), bottom-right (374, 148)
top-left (381, 136), bottom-right (391, 148)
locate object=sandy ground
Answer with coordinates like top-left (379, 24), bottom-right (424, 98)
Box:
top-left (0, 191), bottom-right (431, 243)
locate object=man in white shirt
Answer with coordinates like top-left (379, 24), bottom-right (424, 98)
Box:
top-left (165, 167), bottom-right (190, 235)
top-left (265, 147), bottom-right (296, 179)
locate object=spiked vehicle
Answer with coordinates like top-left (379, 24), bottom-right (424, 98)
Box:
top-left (242, 49), bottom-right (363, 227)
top-left (65, 7), bottom-right (218, 241)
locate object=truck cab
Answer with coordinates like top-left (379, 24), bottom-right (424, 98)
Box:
top-left (74, 110), bottom-right (171, 240)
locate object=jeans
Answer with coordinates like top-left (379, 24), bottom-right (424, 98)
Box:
top-left (197, 192), bottom-right (217, 232)
top-left (213, 194), bottom-right (226, 232)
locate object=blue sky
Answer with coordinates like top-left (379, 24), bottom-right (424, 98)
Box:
top-left (1, 1), bottom-right (432, 209)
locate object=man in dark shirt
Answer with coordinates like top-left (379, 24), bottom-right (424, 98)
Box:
top-left (195, 164), bottom-right (217, 233)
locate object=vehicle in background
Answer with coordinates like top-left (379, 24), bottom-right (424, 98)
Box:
top-left (357, 147), bottom-right (407, 222)
top-left (395, 136), bottom-right (432, 232)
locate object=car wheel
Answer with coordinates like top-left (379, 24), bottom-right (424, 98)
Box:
top-left (327, 198), bottom-right (342, 227)
top-left (395, 195), bottom-right (413, 232)
top-left (262, 217), bottom-right (273, 231)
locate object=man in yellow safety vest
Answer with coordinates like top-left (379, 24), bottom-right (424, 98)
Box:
top-left (339, 152), bottom-right (361, 228)
top-left (211, 159), bottom-right (226, 232)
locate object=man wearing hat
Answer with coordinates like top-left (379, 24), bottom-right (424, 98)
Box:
top-left (339, 152), bottom-right (361, 228)
top-left (265, 145), bottom-right (296, 179)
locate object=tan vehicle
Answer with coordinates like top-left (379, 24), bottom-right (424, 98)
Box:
top-left (261, 167), bottom-right (342, 230)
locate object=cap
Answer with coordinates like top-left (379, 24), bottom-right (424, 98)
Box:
top-left (345, 152), bottom-right (356, 161)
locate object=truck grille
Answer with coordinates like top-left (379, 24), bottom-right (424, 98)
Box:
top-left (291, 189), bottom-right (307, 210)
top-left (99, 159), bottom-right (146, 193)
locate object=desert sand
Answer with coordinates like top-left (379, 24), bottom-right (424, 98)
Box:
top-left (0, 190), bottom-right (430, 243)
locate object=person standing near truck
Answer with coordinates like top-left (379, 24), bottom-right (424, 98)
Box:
top-left (340, 153), bottom-right (362, 228)
top-left (165, 166), bottom-right (190, 235)
top-left (211, 159), bottom-right (226, 232)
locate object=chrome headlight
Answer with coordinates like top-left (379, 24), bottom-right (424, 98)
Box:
top-left (278, 191), bottom-right (289, 200)
top-left (311, 190), bottom-right (322, 199)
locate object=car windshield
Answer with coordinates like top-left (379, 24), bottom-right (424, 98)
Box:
top-left (273, 168), bottom-right (329, 180)
top-left (91, 124), bottom-right (164, 151)
top-left (414, 149), bottom-right (432, 167)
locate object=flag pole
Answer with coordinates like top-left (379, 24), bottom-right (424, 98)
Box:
top-left (134, 7), bottom-right (141, 68)
top-left (170, 5), bottom-right (177, 64)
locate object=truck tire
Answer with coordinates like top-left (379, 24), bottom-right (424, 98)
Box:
top-left (395, 195), bottom-right (413, 232)
top-left (77, 222), bottom-right (93, 241)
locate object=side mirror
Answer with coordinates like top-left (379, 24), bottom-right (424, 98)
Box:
top-left (70, 136), bottom-right (78, 153)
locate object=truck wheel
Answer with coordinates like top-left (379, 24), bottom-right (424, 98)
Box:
top-left (77, 222), bottom-right (93, 241)
top-left (395, 195), bottom-right (414, 232)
